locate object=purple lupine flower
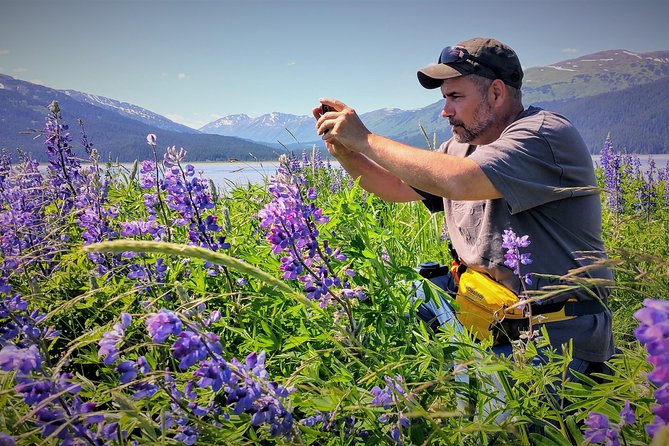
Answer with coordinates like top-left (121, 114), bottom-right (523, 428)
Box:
top-left (634, 299), bottom-right (669, 438)
top-left (584, 412), bottom-right (617, 444)
top-left (157, 147), bottom-right (229, 266)
top-left (137, 356), bottom-right (151, 375)
top-left (0, 344), bottom-right (41, 374)
top-left (172, 331), bottom-right (209, 370)
top-left (98, 313), bottom-right (131, 365)
top-left (116, 360), bottom-right (138, 384)
top-left (43, 102), bottom-right (86, 212)
top-left (146, 309), bottom-right (182, 343)
top-left (370, 375), bottom-right (413, 444)
top-left (599, 136), bottom-right (625, 215)
top-left (258, 155), bottom-right (365, 309)
top-left (0, 154), bottom-right (59, 276)
top-left (501, 228), bottom-right (533, 285)
top-left (0, 433), bottom-right (15, 446)
top-left (299, 411), bottom-right (360, 438)
top-left (194, 360), bottom-right (231, 392)
top-left (222, 351), bottom-right (294, 436)
top-left (635, 157), bottom-right (658, 215)
top-left (619, 400), bottom-right (636, 426)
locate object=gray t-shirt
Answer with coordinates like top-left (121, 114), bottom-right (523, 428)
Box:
top-left (418, 106), bottom-right (614, 362)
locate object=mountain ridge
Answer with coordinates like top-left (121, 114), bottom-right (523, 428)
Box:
top-left (1, 47), bottom-right (668, 160)
top-left (199, 48), bottom-right (669, 152)
top-left (0, 74), bottom-right (279, 162)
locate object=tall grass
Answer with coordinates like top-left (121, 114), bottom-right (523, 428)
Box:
top-left (0, 108), bottom-right (667, 445)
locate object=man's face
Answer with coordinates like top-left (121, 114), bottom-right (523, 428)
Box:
top-left (439, 76), bottom-right (495, 145)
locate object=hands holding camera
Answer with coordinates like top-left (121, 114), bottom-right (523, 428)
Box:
top-left (312, 99), bottom-right (372, 158)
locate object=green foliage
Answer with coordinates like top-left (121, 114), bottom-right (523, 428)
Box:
top-left (0, 143), bottom-right (666, 445)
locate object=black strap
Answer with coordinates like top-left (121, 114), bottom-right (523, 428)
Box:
top-left (532, 300), bottom-right (607, 316)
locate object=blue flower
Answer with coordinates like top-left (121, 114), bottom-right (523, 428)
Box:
top-left (115, 360), bottom-right (138, 384)
top-left (634, 299), bottom-right (669, 438)
top-left (0, 344), bottom-right (41, 374)
top-left (0, 433), bottom-right (15, 446)
top-left (501, 229), bottom-right (533, 285)
top-left (146, 309), bottom-right (182, 343)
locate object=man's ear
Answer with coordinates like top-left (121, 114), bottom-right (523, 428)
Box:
top-left (490, 79), bottom-right (506, 104)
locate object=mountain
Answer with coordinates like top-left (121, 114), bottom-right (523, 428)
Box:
top-left (200, 106), bottom-right (450, 149)
top-left (0, 74), bottom-right (279, 162)
top-left (2, 47), bottom-right (668, 162)
top-left (201, 49), bottom-right (669, 153)
top-left (61, 90), bottom-right (200, 134)
top-left (522, 49), bottom-right (669, 104)
top-left (200, 112), bottom-right (315, 144)
top-left (534, 76), bottom-right (669, 154)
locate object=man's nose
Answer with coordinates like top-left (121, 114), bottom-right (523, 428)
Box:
top-left (441, 101), bottom-right (454, 118)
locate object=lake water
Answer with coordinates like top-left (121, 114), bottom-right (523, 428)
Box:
top-left (194, 154), bottom-right (669, 192)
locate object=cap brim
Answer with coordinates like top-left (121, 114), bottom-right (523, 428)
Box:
top-left (417, 63), bottom-right (473, 89)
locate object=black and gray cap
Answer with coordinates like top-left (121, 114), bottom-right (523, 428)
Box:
top-left (417, 37), bottom-right (523, 89)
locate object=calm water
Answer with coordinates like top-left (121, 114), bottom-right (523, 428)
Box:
top-left (188, 161), bottom-right (281, 191)
top-left (99, 154), bottom-right (668, 193)
top-left (195, 154), bottom-right (669, 192)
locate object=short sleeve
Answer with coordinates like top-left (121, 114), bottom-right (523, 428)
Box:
top-left (467, 110), bottom-right (596, 214)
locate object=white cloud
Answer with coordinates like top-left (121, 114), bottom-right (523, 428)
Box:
top-left (177, 73), bottom-right (188, 80)
top-left (13, 67), bottom-right (28, 73)
top-left (0, 50), bottom-right (9, 56)
top-left (561, 48), bottom-right (579, 54)
top-left (287, 62), bottom-right (296, 66)
top-left (30, 79), bottom-right (44, 85)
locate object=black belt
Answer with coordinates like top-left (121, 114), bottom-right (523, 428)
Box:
top-left (532, 299), bottom-right (608, 317)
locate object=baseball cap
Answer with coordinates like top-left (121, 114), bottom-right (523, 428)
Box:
top-left (417, 37), bottom-right (523, 89)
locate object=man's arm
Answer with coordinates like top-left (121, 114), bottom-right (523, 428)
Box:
top-left (316, 99), bottom-right (502, 201)
top-left (313, 104), bottom-right (424, 202)
top-left (328, 145), bottom-right (425, 202)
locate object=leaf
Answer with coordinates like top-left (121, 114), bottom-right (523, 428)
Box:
top-left (283, 335), bottom-right (312, 351)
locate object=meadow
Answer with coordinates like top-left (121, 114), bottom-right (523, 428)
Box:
top-left (0, 103), bottom-right (668, 445)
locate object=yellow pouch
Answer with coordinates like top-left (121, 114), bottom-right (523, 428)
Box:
top-left (455, 269), bottom-right (525, 341)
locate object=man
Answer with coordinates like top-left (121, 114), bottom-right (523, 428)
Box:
top-left (313, 37), bottom-right (614, 373)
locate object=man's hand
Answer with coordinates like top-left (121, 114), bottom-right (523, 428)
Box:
top-left (313, 99), bottom-right (372, 154)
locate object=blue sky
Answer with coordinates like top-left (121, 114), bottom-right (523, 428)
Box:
top-left (1, 0), bottom-right (667, 129)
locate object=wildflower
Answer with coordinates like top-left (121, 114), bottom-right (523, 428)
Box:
top-left (0, 433), bottom-right (15, 446)
top-left (584, 412), bottom-right (618, 445)
top-left (115, 360), bottom-right (138, 384)
top-left (599, 136), bottom-right (625, 214)
top-left (172, 331), bottom-right (209, 370)
top-left (634, 299), bottom-right (669, 439)
top-left (98, 312), bottom-right (131, 365)
top-left (619, 400), bottom-right (636, 426)
top-left (258, 156), bottom-right (365, 311)
top-left (146, 309), bottom-right (182, 343)
top-left (370, 375), bottom-right (413, 444)
top-left (0, 344), bottom-right (41, 374)
top-left (501, 228), bottom-right (533, 285)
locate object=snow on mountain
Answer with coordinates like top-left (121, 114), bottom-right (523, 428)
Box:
top-left (199, 112), bottom-right (315, 143)
top-left (198, 48), bottom-right (669, 150)
top-left (61, 90), bottom-right (200, 134)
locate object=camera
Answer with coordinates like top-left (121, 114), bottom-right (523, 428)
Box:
top-left (320, 104), bottom-right (333, 135)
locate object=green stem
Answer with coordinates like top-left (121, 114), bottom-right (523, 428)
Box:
top-left (82, 240), bottom-right (318, 311)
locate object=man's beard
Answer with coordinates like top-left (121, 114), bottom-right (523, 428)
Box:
top-left (450, 99), bottom-right (495, 144)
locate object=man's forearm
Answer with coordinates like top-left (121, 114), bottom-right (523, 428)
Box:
top-left (356, 134), bottom-right (501, 201)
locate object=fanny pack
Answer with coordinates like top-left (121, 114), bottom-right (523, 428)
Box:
top-left (450, 258), bottom-right (607, 343)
